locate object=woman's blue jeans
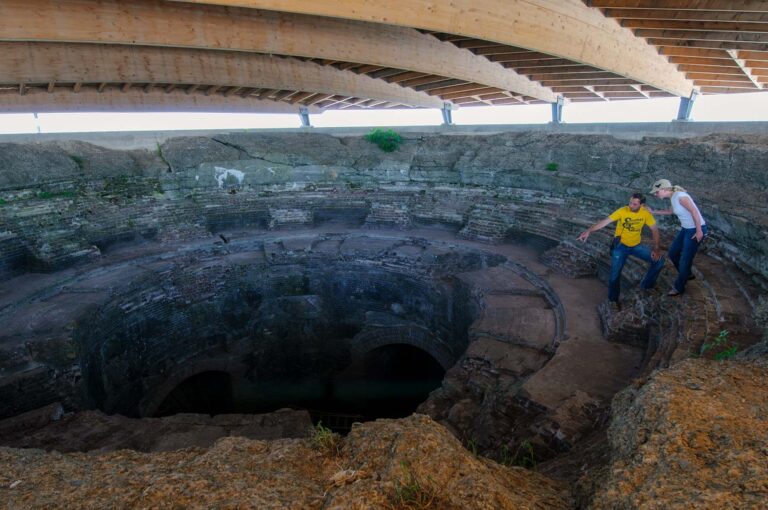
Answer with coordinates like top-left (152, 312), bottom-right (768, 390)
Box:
top-left (608, 243), bottom-right (665, 302)
top-left (668, 225), bottom-right (707, 294)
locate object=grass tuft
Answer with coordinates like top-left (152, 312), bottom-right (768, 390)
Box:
top-left (309, 421), bottom-right (341, 456)
top-left (390, 461), bottom-right (437, 509)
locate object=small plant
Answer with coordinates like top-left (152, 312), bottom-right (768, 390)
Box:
top-left (700, 329), bottom-right (738, 360)
top-left (545, 162), bottom-right (559, 172)
top-left (365, 128), bottom-right (402, 152)
top-left (630, 171), bottom-right (641, 179)
top-left (0, 198), bottom-right (7, 206)
top-left (391, 461), bottom-right (437, 509)
top-left (309, 421), bottom-right (340, 455)
top-left (465, 438), bottom-right (478, 457)
top-left (512, 440), bottom-right (536, 469)
top-left (499, 444), bottom-right (513, 466)
top-left (36, 190), bottom-right (76, 200)
top-left (69, 155), bottom-right (84, 169)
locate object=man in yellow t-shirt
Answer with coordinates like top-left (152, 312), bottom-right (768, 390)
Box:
top-left (577, 193), bottom-right (664, 307)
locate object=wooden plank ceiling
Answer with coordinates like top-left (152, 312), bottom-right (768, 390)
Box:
top-left (0, 0), bottom-right (765, 113)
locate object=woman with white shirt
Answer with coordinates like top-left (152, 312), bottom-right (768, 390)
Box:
top-left (648, 179), bottom-right (707, 296)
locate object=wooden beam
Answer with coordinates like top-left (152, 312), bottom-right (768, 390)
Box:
top-left (170, 0), bottom-right (694, 96)
top-left (727, 49), bottom-right (765, 89)
top-left (668, 56), bottom-right (739, 66)
top-left (604, 9), bottom-right (768, 23)
top-left (0, 42), bottom-right (445, 109)
top-left (685, 72), bottom-right (752, 81)
top-left (634, 30), bottom-right (768, 43)
top-left (648, 39), bottom-right (768, 52)
top-left (677, 64), bottom-right (745, 74)
top-left (624, 20), bottom-right (768, 32)
top-left (0, 0), bottom-right (556, 102)
top-left (589, 1), bottom-right (768, 11)
top-left (0, 89), bottom-right (326, 113)
top-left (658, 47), bottom-right (733, 58)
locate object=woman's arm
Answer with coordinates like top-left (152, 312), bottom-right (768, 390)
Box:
top-left (645, 206), bottom-right (673, 215)
top-left (679, 196), bottom-right (704, 241)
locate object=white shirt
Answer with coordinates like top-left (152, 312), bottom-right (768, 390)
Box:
top-left (671, 191), bottom-right (705, 229)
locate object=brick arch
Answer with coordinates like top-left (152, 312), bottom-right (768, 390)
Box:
top-left (350, 325), bottom-right (456, 371)
top-left (138, 357), bottom-right (247, 417)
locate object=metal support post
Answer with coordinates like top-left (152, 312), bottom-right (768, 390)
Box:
top-left (441, 102), bottom-right (454, 125)
top-left (299, 106), bottom-right (311, 127)
top-left (551, 96), bottom-right (564, 124)
top-left (675, 90), bottom-right (699, 121)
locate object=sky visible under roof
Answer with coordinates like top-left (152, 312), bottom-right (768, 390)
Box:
top-left (0, 93), bottom-right (766, 135)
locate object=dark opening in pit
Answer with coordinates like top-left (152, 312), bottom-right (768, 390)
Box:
top-left (151, 345), bottom-right (445, 433)
top-left (155, 371), bottom-right (233, 417)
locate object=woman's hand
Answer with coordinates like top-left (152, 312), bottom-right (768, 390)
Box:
top-left (692, 229), bottom-right (704, 242)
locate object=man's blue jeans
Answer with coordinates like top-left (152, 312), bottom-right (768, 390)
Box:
top-left (608, 242), bottom-right (665, 302)
top-left (668, 225), bottom-right (707, 294)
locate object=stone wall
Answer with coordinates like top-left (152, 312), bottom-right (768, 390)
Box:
top-left (1, 132), bottom-right (766, 281)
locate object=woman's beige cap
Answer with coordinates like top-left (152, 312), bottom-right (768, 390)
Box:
top-left (649, 178), bottom-right (672, 193)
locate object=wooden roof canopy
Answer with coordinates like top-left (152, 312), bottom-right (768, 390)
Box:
top-left (0, 0), bottom-right (766, 114)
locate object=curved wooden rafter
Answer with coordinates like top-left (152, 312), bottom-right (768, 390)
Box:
top-left (0, 0), bottom-right (556, 104)
top-left (0, 43), bottom-right (447, 112)
top-left (171, 0), bottom-right (695, 96)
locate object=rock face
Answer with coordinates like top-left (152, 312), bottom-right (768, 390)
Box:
top-left (0, 414), bottom-right (573, 509)
top-left (592, 359), bottom-right (768, 509)
top-left (1, 132), bottom-right (767, 278)
top-left (0, 405), bottom-right (312, 453)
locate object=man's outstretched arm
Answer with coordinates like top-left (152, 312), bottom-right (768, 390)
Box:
top-left (649, 224), bottom-right (661, 261)
top-left (577, 217), bottom-right (614, 242)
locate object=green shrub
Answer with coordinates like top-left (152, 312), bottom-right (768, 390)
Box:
top-left (0, 198), bottom-right (6, 206)
top-left (309, 421), bottom-right (340, 456)
top-left (365, 128), bottom-right (402, 152)
top-left (36, 190), bottom-right (76, 200)
top-left (69, 155), bottom-right (85, 169)
top-left (545, 162), bottom-right (559, 172)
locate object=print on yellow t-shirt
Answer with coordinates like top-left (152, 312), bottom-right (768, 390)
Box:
top-left (608, 207), bottom-right (656, 247)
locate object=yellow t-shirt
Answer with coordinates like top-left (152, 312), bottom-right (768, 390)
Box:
top-left (609, 207), bottom-right (655, 247)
